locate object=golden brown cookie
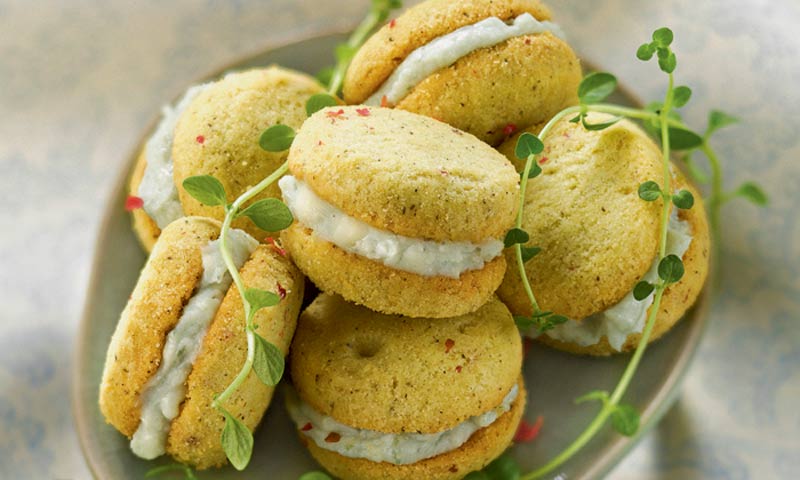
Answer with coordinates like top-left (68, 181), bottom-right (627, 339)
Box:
top-left (343, 0), bottom-right (581, 146)
top-left (289, 294), bottom-right (524, 479)
top-left (99, 217), bottom-right (304, 468)
top-left (282, 106), bottom-right (519, 318)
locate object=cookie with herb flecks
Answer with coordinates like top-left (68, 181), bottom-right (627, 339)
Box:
top-left (496, 113), bottom-right (710, 355)
top-left (278, 106), bottom-right (519, 318)
top-left (287, 293), bottom-right (525, 480)
top-left (343, 0), bottom-right (582, 146)
top-left (129, 66), bottom-right (326, 252)
top-left (99, 216), bottom-right (304, 468)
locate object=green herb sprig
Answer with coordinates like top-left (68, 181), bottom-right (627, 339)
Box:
top-left (503, 27), bottom-right (767, 479)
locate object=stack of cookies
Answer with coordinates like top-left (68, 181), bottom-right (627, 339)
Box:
top-left (98, 0), bottom-right (710, 477)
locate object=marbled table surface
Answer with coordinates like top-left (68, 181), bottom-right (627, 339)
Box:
top-left (1, 0), bottom-right (798, 478)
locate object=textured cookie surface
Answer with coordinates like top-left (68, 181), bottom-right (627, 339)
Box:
top-left (282, 224), bottom-right (506, 318)
top-left (290, 294), bottom-right (522, 434)
top-left (344, 0), bottom-right (552, 103)
top-left (173, 66), bottom-right (325, 238)
top-left (288, 106), bottom-right (519, 243)
top-left (129, 148), bottom-right (161, 252)
top-left (302, 379), bottom-right (526, 480)
top-left (538, 169), bottom-right (711, 355)
top-left (167, 245), bottom-right (304, 468)
top-left (497, 114), bottom-right (664, 320)
top-left (99, 217), bottom-right (220, 437)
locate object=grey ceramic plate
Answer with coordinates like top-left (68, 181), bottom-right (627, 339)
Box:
top-left (73, 32), bottom-right (709, 480)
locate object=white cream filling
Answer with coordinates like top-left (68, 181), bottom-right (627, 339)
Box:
top-left (278, 176), bottom-right (503, 278)
top-left (286, 384), bottom-right (518, 465)
top-left (534, 210), bottom-right (693, 351)
top-left (139, 83), bottom-right (211, 228)
top-left (365, 13), bottom-right (563, 106)
top-left (130, 228), bottom-right (258, 460)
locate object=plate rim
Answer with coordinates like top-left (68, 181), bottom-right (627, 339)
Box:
top-left (71, 27), bottom-right (712, 480)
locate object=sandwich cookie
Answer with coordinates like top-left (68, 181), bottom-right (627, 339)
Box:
top-left (129, 66), bottom-right (326, 251)
top-left (287, 294), bottom-right (525, 480)
top-left (343, 0), bottom-right (582, 146)
top-left (99, 217), bottom-right (304, 468)
top-left (497, 113), bottom-right (710, 355)
top-left (279, 106), bottom-right (520, 318)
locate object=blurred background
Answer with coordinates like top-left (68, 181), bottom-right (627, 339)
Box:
top-left (1, 0), bottom-right (797, 478)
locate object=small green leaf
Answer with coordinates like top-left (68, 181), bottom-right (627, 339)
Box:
top-left (259, 124), bottom-right (296, 152)
top-left (515, 132), bottom-right (544, 159)
top-left (734, 182), bottom-right (769, 206)
top-left (306, 93), bottom-right (339, 116)
top-left (504, 228), bottom-right (530, 248)
top-left (668, 127), bottom-right (704, 150)
top-left (578, 72), bottom-right (618, 104)
top-left (658, 254), bottom-right (685, 284)
top-left (638, 181), bottom-right (663, 202)
top-left (652, 27), bottom-right (674, 47)
top-left (238, 198), bottom-right (294, 232)
top-left (482, 453), bottom-right (521, 480)
top-left (520, 246), bottom-right (542, 263)
top-left (633, 281), bottom-right (655, 301)
top-left (636, 43), bottom-right (656, 61)
top-left (463, 472), bottom-right (491, 480)
top-left (315, 67), bottom-right (334, 87)
top-left (581, 114), bottom-right (622, 131)
top-left (707, 110), bottom-right (739, 135)
top-left (244, 288), bottom-right (281, 314)
top-left (513, 315), bottom-right (535, 330)
top-left (299, 472), bottom-right (333, 480)
top-left (659, 51), bottom-right (677, 73)
top-left (672, 189), bottom-right (695, 209)
top-left (672, 86), bottom-right (692, 108)
top-left (335, 44), bottom-right (358, 64)
top-left (569, 114), bottom-right (582, 123)
top-left (611, 404), bottom-right (640, 436)
top-left (531, 311), bottom-right (554, 319)
top-left (220, 408), bottom-right (253, 471)
top-left (520, 162), bottom-right (543, 180)
top-left (575, 390), bottom-right (609, 405)
top-left (542, 315), bottom-right (568, 332)
top-left (182, 175), bottom-right (227, 207)
top-left (252, 333), bottom-right (285, 386)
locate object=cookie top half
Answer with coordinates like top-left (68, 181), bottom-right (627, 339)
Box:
top-left (287, 106), bottom-right (519, 243)
top-left (343, 0), bottom-right (552, 103)
top-left (290, 294), bottom-right (522, 434)
top-left (497, 113), bottom-right (665, 319)
top-left (172, 66), bottom-right (325, 235)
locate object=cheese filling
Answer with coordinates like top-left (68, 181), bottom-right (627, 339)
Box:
top-left (365, 13), bottom-right (563, 106)
top-left (533, 211), bottom-right (693, 351)
top-left (138, 83), bottom-right (211, 228)
top-left (278, 176), bottom-right (503, 278)
top-left (286, 384), bottom-right (519, 465)
top-left (130, 228), bottom-right (258, 459)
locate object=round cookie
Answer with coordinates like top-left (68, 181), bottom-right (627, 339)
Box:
top-left (497, 113), bottom-right (664, 321)
top-left (536, 169), bottom-right (710, 355)
top-left (172, 66), bottom-right (326, 239)
top-left (99, 217), bottom-right (304, 468)
top-left (288, 293), bottom-right (524, 479)
top-left (281, 106), bottom-right (519, 318)
top-left (343, 0), bottom-right (582, 146)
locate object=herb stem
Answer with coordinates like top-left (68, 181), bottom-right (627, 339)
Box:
top-left (701, 142), bottom-right (723, 285)
top-left (328, 6), bottom-right (390, 96)
top-left (211, 161), bottom-right (289, 409)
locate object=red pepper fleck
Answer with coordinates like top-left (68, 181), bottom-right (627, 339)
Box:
top-left (301, 423), bottom-right (313, 431)
top-left (514, 416), bottom-right (544, 443)
top-left (389, 18), bottom-right (397, 28)
top-left (196, 135), bottom-right (205, 144)
top-left (539, 156), bottom-right (549, 164)
top-left (265, 237), bottom-right (288, 257)
top-left (381, 95), bottom-right (390, 108)
top-left (125, 195), bottom-right (144, 211)
top-left (356, 108), bottom-right (371, 117)
top-left (445, 338), bottom-right (455, 353)
top-left (325, 432), bottom-right (341, 443)
top-left (317, 140), bottom-right (324, 146)
top-left (276, 282), bottom-right (287, 300)
top-left (326, 108), bottom-right (346, 120)
top-left (449, 465), bottom-right (458, 473)
top-left (525, 38), bottom-right (532, 45)
top-left (440, 169), bottom-right (449, 176)
top-left (503, 123), bottom-right (518, 136)
top-left (523, 338), bottom-right (534, 358)
top-left (563, 132), bottom-right (571, 138)
top-left (455, 365), bottom-right (462, 373)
